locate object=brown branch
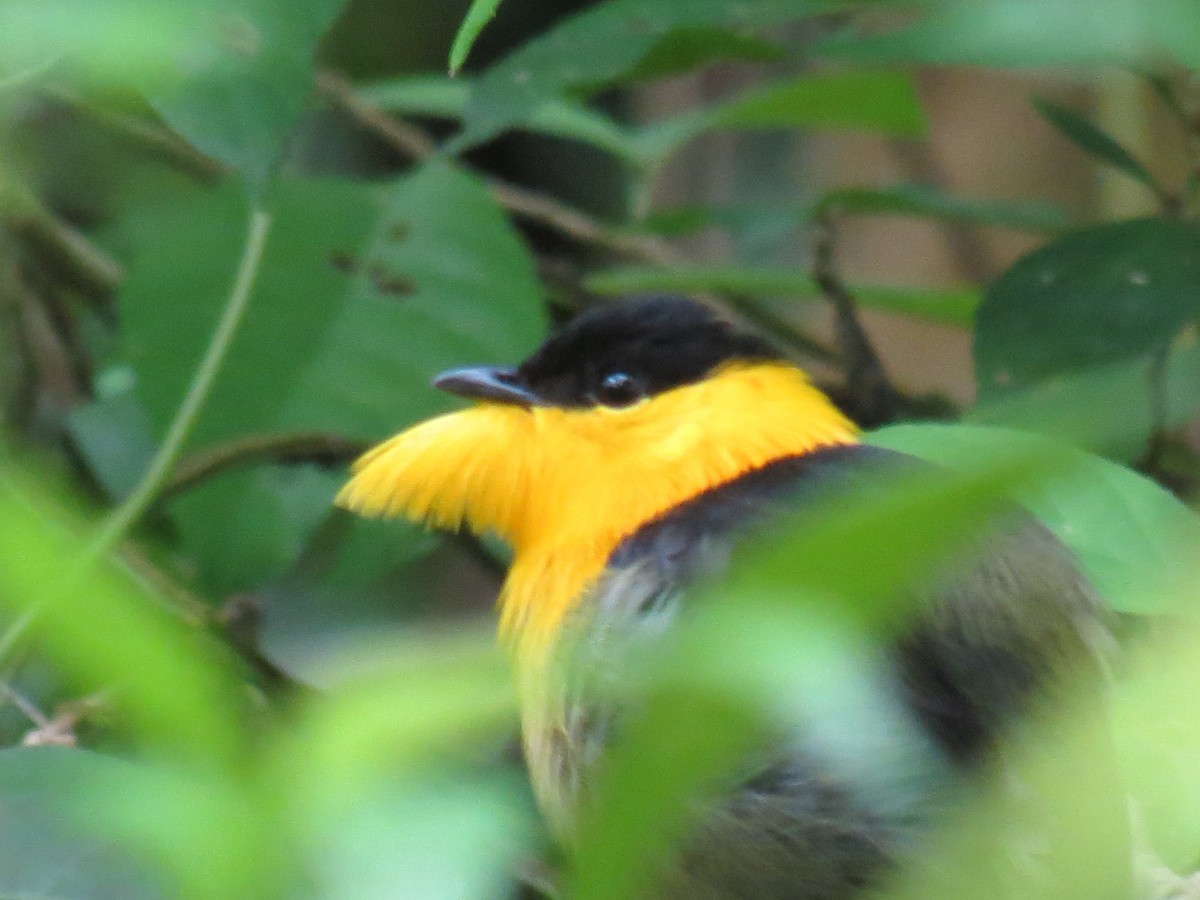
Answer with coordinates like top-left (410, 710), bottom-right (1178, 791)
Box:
top-left (162, 431), bottom-right (369, 501)
top-left (813, 216), bottom-right (902, 426)
top-left (315, 70), bottom-right (438, 159)
top-left (1, 184), bottom-right (124, 299)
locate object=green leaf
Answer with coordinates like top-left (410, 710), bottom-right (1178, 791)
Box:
top-left (0, 1), bottom-right (188, 85)
top-left (634, 69), bottom-right (925, 164)
top-left (818, 183), bottom-right (1067, 231)
top-left (585, 265), bottom-right (979, 327)
top-left (0, 470), bottom-right (246, 762)
top-left (358, 77), bottom-right (638, 165)
top-left (105, 164), bottom-right (542, 592)
top-left (974, 218), bottom-right (1200, 399)
top-left (713, 68), bottom-right (924, 135)
top-left (968, 342), bottom-right (1200, 463)
top-left (1033, 99), bottom-right (1159, 191)
top-left (459, 0), bottom-right (863, 148)
top-left (449, 0), bottom-right (504, 75)
top-left (620, 26), bottom-right (783, 82)
top-left (0, 749), bottom-right (164, 900)
top-left (148, 0), bottom-right (348, 196)
top-left (815, 0), bottom-right (1200, 68)
top-left (868, 423), bottom-right (1200, 614)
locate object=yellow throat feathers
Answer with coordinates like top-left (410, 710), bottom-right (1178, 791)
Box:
top-left (335, 362), bottom-right (858, 659)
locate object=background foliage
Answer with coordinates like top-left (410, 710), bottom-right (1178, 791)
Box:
top-left (2, 0), bottom-right (1200, 897)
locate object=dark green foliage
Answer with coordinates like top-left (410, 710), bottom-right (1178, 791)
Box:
top-left (2, 0), bottom-right (1200, 897)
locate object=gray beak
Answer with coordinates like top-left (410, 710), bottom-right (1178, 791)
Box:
top-left (431, 366), bottom-right (540, 407)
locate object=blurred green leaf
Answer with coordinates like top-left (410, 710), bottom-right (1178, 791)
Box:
top-left (0, 469), bottom-right (245, 764)
top-left (868, 423), bottom-right (1200, 614)
top-left (275, 632), bottom-right (526, 896)
top-left (0, 2), bottom-right (188, 85)
top-left (969, 341), bottom-right (1200, 462)
top-left (816, 0), bottom-right (1200, 68)
top-left (817, 183), bottom-right (1067, 231)
top-left (586, 265), bottom-right (979, 327)
top-left (713, 68), bottom-right (924, 134)
top-left (458, 0), bottom-right (866, 148)
top-left (1033, 99), bottom-right (1159, 191)
top-left (1114, 620), bottom-right (1200, 872)
top-left (635, 69), bottom-right (925, 164)
top-left (974, 218), bottom-right (1200, 399)
top-left (149, 0), bottom-right (348, 195)
top-left (358, 77), bottom-right (639, 164)
top-left (450, 0), bottom-right (504, 75)
top-left (0, 749), bottom-right (166, 900)
top-left (311, 777), bottom-right (532, 900)
top-left (621, 26), bottom-right (784, 81)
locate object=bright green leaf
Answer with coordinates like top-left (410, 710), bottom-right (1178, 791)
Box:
top-left (868, 423), bottom-right (1200, 614)
top-left (1033, 99), bottom-right (1159, 191)
top-left (0, 1), bottom-right (188, 85)
top-left (974, 218), bottom-right (1200, 399)
top-left (449, 0), bottom-right (504, 75)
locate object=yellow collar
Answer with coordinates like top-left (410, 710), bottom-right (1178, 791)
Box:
top-left (337, 362), bottom-right (858, 660)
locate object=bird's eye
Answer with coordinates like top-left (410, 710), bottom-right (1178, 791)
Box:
top-left (594, 371), bottom-right (644, 408)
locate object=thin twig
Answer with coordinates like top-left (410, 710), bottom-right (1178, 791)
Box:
top-left (86, 207), bottom-right (273, 560)
top-left (812, 215), bottom-right (902, 426)
top-left (163, 431), bottom-right (369, 501)
top-left (315, 71), bottom-right (438, 159)
top-left (11, 201), bottom-right (124, 298)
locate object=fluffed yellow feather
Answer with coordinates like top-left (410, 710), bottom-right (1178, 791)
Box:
top-left (335, 362), bottom-right (857, 662)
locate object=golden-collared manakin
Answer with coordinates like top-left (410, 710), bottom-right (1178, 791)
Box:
top-left (336, 296), bottom-right (1122, 899)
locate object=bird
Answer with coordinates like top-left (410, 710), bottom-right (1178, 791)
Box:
top-left (335, 295), bottom-right (1121, 899)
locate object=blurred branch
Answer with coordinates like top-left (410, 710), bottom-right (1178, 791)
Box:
top-left (1, 183), bottom-right (124, 298)
top-left (812, 215), bottom-right (902, 426)
top-left (47, 86), bottom-right (226, 184)
top-left (163, 431), bottom-right (369, 501)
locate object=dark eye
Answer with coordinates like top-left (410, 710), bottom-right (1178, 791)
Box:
top-left (594, 371), bottom-right (644, 407)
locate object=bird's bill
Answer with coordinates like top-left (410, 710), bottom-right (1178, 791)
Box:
top-left (432, 365), bottom-right (540, 406)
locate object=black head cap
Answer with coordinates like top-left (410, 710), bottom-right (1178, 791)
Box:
top-left (434, 296), bottom-right (784, 408)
